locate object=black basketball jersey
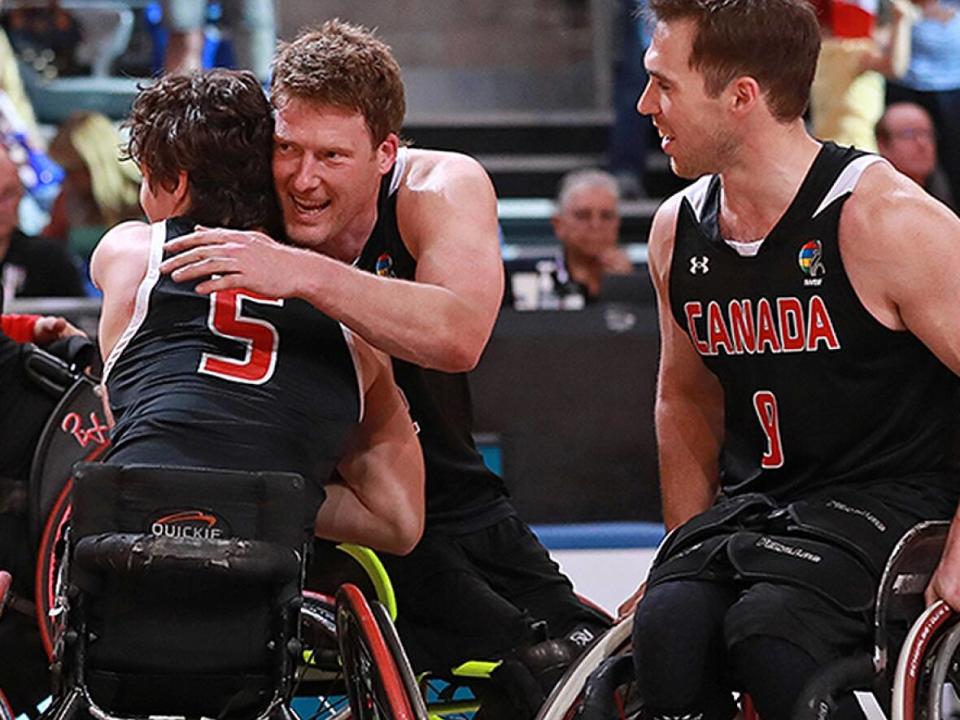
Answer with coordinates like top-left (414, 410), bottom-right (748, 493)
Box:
top-left (105, 217), bottom-right (361, 484)
top-left (670, 143), bottom-right (958, 502)
top-left (356, 149), bottom-right (511, 529)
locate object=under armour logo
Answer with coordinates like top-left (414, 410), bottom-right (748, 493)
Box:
top-left (689, 256), bottom-right (710, 274)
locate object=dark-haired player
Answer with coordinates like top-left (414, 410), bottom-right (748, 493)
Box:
top-left (92, 69), bottom-right (424, 555)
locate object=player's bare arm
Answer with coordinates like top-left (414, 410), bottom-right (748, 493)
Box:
top-left (314, 332), bottom-right (425, 555)
top-left (618, 195), bottom-right (724, 620)
top-left (649, 194), bottom-right (724, 532)
top-left (840, 163), bottom-right (960, 609)
top-left (158, 150), bottom-right (503, 372)
top-left (89, 221), bottom-right (153, 361)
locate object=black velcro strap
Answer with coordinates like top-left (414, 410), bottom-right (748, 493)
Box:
top-left (781, 492), bottom-right (915, 576)
top-left (647, 534), bottom-right (731, 588)
top-left (727, 532), bottom-right (875, 613)
top-left (654, 493), bottom-right (775, 567)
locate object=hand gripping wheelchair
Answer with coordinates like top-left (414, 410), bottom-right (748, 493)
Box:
top-left (532, 519), bottom-right (957, 720)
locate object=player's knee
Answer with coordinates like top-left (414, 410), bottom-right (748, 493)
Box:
top-left (728, 635), bottom-right (821, 720)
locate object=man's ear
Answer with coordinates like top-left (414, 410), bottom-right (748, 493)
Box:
top-left (729, 76), bottom-right (761, 116)
top-left (377, 133), bottom-right (400, 175)
top-left (170, 170), bottom-right (191, 214)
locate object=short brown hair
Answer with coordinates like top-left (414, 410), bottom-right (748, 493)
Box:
top-left (647, 0), bottom-right (820, 122)
top-left (124, 69), bottom-right (281, 235)
top-left (270, 19), bottom-right (406, 145)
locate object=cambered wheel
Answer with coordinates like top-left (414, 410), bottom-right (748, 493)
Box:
top-left (368, 600), bottom-right (429, 718)
top-left (535, 616), bottom-right (636, 720)
top-left (336, 584), bottom-right (418, 720)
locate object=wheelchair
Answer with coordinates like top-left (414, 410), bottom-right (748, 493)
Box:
top-left (532, 520), bottom-right (958, 720)
top-left (0, 365), bottom-right (423, 720)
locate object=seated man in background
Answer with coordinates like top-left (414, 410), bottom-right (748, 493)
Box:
top-left (92, 69), bottom-right (424, 556)
top-left (551, 168), bottom-right (633, 300)
top-left (0, 145), bottom-right (85, 304)
top-left (1, 310), bottom-right (86, 717)
top-left (876, 101), bottom-right (956, 212)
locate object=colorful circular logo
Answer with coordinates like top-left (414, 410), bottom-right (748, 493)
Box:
top-left (798, 240), bottom-right (823, 276)
top-left (375, 253), bottom-right (394, 277)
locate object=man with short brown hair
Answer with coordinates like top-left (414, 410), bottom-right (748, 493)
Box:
top-left (161, 20), bottom-right (609, 718)
top-left (621, 0), bottom-right (960, 716)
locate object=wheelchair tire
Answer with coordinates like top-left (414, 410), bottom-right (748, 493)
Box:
top-left (336, 583), bottom-right (419, 720)
top-left (34, 479), bottom-right (72, 661)
top-left (369, 600), bottom-right (429, 719)
top-left (535, 615), bottom-right (634, 720)
top-left (892, 600), bottom-right (956, 720)
top-left (927, 617), bottom-right (960, 720)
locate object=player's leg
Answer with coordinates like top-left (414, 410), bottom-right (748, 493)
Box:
top-left (632, 578), bottom-right (739, 720)
top-left (725, 582), bottom-right (872, 720)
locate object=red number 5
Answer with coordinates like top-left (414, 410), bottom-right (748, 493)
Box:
top-left (753, 390), bottom-right (784, 469)
top-left (198, 289), bottom-right (283, 385)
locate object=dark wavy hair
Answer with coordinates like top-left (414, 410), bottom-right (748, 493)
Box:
top-left (271, 19), bottom-right (405, 146)
top-left (124, 69), bottom-right (281, 235)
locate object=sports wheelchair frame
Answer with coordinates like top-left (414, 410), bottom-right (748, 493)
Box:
top-left (1, 371), bottom-right (424, 720)
top-left (533, 520), bottom-right (957, 720)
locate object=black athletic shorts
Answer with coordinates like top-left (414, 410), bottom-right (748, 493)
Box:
top-left (380, 513), bottom-right (609, 671)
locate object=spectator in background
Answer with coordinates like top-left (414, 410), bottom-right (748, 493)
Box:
top-left (609, 0), bottom-right (652, 198)
top-left (163, 0), bottom-right (276, 83)
top-left (809, 0), bottom-right (914, 151)
top-left (44, 112), bottom-right (142, 259)
top-left (886, 0), bottom-right (960, 205)
top-left (0, 4), bottom-right (41, 147)
top-left (876, 101), bottom-right (956, 210)
top-left (0, 145), bottom-right (85, 303)
top-left (552, 169), bottom-right (633, 300)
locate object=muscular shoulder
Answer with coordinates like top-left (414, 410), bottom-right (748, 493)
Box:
top-left (399, 148), bottom-right (493, 198)
top-left (647, 191), bottom-right (685, 287)
top-left (90, 221), bottom-right (153, 292)
top-left (395, 148), bottom-right (499, 258)
top-left (841, 161), bottom-right (960, 328)
top-left (845, 161), bottom-right (955, 242)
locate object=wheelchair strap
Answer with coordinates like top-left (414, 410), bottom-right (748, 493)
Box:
top-left (781, 491), bottom-right (916, 576)
top-left (727, 532), bottom-right (876, 612)
top-left (654, 493), bottom-right (776, 564)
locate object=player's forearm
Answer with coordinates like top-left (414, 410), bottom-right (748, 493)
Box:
top-left (314, 481), bottom-right (423, 556)
top-left (297, 254), bottom-right (494, 371)
top-left (656, 397), bottom-right (721, 530)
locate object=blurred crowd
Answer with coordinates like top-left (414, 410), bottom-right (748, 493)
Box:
top-left (0, 0), bottom-right (954, 311)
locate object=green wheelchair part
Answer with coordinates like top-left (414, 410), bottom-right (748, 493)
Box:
top-left (336, 542), bottom-right (398, 620)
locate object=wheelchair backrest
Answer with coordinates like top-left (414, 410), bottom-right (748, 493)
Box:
top-left (28, 376), bottom-right (109, 547)
top-left (72, 463), bottom-right (318, 547)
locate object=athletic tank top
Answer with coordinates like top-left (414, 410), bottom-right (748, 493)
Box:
top-left (356, 150), bottom-right (512, 530)
top-left (105, 217), bottom-right (362, 486)
top-left (669, 143), bottom-right (959, 502)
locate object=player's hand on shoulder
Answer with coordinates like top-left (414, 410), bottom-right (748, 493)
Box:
top-left (160, 225), bottom-right (311, 298)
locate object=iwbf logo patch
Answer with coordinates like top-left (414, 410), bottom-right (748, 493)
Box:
top-left (798, 240), bottom-right (825, 286)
